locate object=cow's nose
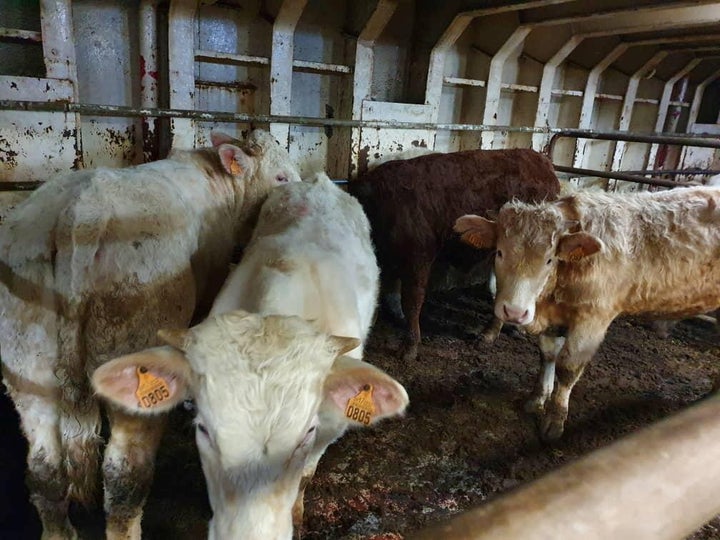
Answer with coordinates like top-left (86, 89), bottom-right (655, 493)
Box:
top-left (502, 304), bottom-right (529, 323)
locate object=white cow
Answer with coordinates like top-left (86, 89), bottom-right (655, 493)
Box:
top-left (93, 173), bottom-right (409, 540)
top-left (0, 129), bottom-right (300, 540)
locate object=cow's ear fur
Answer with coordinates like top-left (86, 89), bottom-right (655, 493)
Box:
top-left (210, 131), bottom-right (238, 147)
top-left (218, 144), bottom-right (253, 177)
top-left (92, 346), bottom-right (191, 415)
top-left (557, 232), bottom-right (602, 262)
top-left (453, 215), bottom-right (497, 249)
top-left (326, 335), bottom-right (362, 357)
top-left (322, 357), bottom-right (409, 427)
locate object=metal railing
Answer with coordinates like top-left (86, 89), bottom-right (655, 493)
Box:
top-left (544, 131), bottom-right (720, 189)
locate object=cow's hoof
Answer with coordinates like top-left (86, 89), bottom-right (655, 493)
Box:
top-left (481, 330), bottom-right (500, 344)
top-left (524, 398), bottom-right (545, 415)
top-left (400, 343), bottom-right (419, 362)
top-left (539, 415), bottom-right (565, 442)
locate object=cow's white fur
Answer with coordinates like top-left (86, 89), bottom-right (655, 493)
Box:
top-left (93, 174), bottom-right (409, 540)
top-left (456, 186), bottom-right (720, 440)
top-left (0, 129), bottom-right (300, 540)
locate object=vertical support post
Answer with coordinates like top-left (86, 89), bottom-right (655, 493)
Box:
top-left (572, 43), bottom-right (628, 168)
top-left (686, 67), bottom-right (720, 132)
top-left (269, 0), bottom-right (309, 148)
top-left (349, 0), bottom-right (399, 177)
top-left (645, 58), bottom-right (701, 170)
top-left (480, 26), bottom-right (533, 149)
top-left (532, 35), bottom-right (584, 151)
top-left (39, 0), bottom-right (82, 167)
top-left (608, 50), bottom-right (669, 186)
top-left (139, 0), bottom-right (160, 162)
top-left (424, 12), bottom-right (475, 121)
top-left (168, 0), bottom-right (197, 150)
top-left (39, 0), bottom-right (78, 85)
top-left (677, 67), bottom-right (720, 170)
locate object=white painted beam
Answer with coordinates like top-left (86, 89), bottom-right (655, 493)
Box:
top-left (532, 35), bottom-right (584, 150)
top-left (480, 26), bottom-right (533, 149)
top-left (687, 67), bottom-right (720, 132)
top-left (269, 0), bottom-right (308, 147)
top-left (645, 58), bottom-right (702, 169)
top-left (608, 50), bottom-right (669, 180)
top-left (39, 0), bottom-right (78, 86)
top-left (350, 0), bottom-right (398, 177)
top-left (572, 44), bottom-right (628, 168)
top-left (168, 0), bottom-right (197, 150)
top-left (139, 0), bottom-right (160, 161)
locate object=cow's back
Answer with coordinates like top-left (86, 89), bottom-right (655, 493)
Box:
top-left (211, 174), bottom-right (379, 352)
top-left (349, 148), bottom-right (559, 262)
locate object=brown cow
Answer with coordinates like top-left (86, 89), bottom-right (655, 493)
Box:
top-left (454, 186), bottom-right (720, 441)
top-left (348, 148), bottom-right (560, 361)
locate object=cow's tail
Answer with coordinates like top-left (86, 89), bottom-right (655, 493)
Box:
top-left (55, 200), bottom-right (105, 507)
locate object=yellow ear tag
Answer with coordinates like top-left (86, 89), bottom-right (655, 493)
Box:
top-left (135, 366), bottom-right (171, 409)
top-left (229, 160), bottom-right (243, 176)
top-left (568, 247), bottom-right (584, 262)
top-left (345, 384), bottom-right (375, 425)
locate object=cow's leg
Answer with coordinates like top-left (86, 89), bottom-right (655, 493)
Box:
top-left (480, 316), bottom-right (504, 343)
top-left (399, 258), bottom-right (434, 361)
top-left (525, 332), bottom-right (565, 414)
top-left (14, 394), bottom-right (76, 539)
top-left (103, 408), bottom-right (166, 540)
top-left (539, 318), bottom-right (610, 441)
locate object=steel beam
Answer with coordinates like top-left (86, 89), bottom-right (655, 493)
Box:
top-left (608, 50), bottom-right (670, 185)
top-left (480, 27), bottom-right (533, 149)
top-left (168, 0), bottom-right (197, 149)
top-left (269, 0), bottom-right (308, 147)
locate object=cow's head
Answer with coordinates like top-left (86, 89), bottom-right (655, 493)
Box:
top-left (92, 310), bottom-right (408, 540)
top-left (454, 198), bottom-right (602, 326)
top-left (211, 130), bottom-right (302, 242)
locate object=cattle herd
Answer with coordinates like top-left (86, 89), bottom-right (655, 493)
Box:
top-left (1, 129), bottom-right (719, 539)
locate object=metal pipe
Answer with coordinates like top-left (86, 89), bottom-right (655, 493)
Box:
top-left (621, 169), bottom-right (720, 176)
top-left (546, 131), bottom-right (720, 165)
top-left (410, 393), bottom-right (720, 540)
top-left (553, 165), bottom-right (692, 188)
top-left (4, 101), bottom-right (720, 145)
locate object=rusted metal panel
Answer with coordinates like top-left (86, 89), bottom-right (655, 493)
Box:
top-left (0, 76), bottom-right (78, 183)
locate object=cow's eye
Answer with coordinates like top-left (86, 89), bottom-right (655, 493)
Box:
top-left (546, 258), bottom-right (552, 265)
top-left (196, 423), bottom-right (209, 437)
top-left (496, 250), bottom-right (503, 259)
top-left (276, 174), bottom-right (289, 183)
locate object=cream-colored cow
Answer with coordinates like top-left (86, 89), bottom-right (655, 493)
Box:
top-left (93, 174), bottom-right (409, 540)
top-left (0, 129), bottom-right (300, 540)
top-left (455, 186), bottom-right (720, 441)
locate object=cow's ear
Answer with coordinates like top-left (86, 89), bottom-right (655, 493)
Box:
top-left (326, 335), bottom-right (362, 357)
top-left (92, 347), bottom-right (191, 415)
top-left (453, 214), bottom-right (497, 249)
top-left (218, 144), bottom-right (253, 177)
top-left (557, 232), bottom-right (602, 262)
top-left (322, 357), bottom-right (409, 427)
top-left (210, 131), bottom-right (237, 147)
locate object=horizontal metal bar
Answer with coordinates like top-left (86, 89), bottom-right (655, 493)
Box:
top-left (621, 169), bottom-right (720, 176)
top-left (412, 393), bottom-right (720, 540)
top-left (444, 77), bottom-right (486, 87)
top-left (0, 28), bottom-right (42, 43)
top-left (554, 165), bottom-right (694, 188)
top-left (292, 59), bottom-right (352, 74)
top-left (195, 50), bottom-right (270, 66)
top-left (547, 130), bottom-right (720, 152)
top-left (2, 101), bottom-right (720, 147)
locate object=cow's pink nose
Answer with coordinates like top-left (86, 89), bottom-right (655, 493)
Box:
top-left (503, 304), bottom-right (529, 323)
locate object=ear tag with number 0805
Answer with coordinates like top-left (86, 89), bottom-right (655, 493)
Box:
top-left (345, 384), bottom-right (375, 425)
top-left (135, 366), bottom-right (171, 409)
